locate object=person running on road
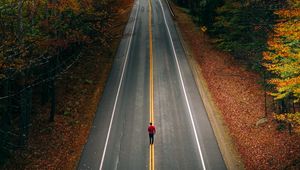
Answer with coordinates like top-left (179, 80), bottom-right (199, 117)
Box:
top-left (148, 122), bottom-right (156, 144)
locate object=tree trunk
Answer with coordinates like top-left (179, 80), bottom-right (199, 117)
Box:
top-left (49, 79), bottom-right (56, 122)
top-left (17, 0), bottom-right (23, 39)
top-left (263, 72), bottom-right (267, 117)
top-left (0, 79), bottom-right (12, 150)
top-left (19, 87), bottom-right (28, 146)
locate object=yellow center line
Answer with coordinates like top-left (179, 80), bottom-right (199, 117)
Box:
top-left (149, 0), bottom-right (154, 123)
top-left (149, 0), bottom-right (154, 170)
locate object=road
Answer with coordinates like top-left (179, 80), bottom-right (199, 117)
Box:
top-left (78, 0), bottom-right (226, 169)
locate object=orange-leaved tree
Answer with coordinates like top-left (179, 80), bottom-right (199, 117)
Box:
top-left (263, 0), bottom-right (300, 132)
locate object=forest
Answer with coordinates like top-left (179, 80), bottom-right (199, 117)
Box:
top-left (0, 0), bottom-right (299, 167)
top-left (0, 0), bottom-right (114, 161)
top-left (172, 0), bottom-right (300, 133)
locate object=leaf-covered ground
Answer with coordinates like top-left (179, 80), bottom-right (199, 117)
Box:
top-left (172, 4), bottom-right (300, 170)
top-left (2, 0), bottom-right (133, 169)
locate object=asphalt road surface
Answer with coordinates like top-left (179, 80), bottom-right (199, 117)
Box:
top-left (78, 0), bottom-right (226, 169)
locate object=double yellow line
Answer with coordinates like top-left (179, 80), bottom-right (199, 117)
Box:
top-left (148, 0), bottom-right (154, 169)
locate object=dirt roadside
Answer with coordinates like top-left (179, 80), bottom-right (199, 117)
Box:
top-left (175, 24), bottom-right (244, 170)
top-left (170, 2), bottom-right (300, 170)
top-left (2, 0), bottom-right (134, 169)
top-left (169, 3), bottom-right (244, 170)
top-left (176, 24), bottom-right (245, 170)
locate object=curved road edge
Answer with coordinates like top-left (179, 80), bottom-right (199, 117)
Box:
top-left (170, 4), bottom-right (245, 170)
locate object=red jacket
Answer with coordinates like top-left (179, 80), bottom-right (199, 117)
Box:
top-left (148, 125), bottom-right (156, 134)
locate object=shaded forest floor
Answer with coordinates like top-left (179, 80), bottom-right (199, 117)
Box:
top-left (2, 0), bottom-right (133, 169)
top-left (171, 3), bottom-right (300, 170)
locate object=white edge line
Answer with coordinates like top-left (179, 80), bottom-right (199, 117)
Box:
top-left (99, 1), bottom-right (139, 169)
top-left (166, 0), bottom-right (175, 17)
top-left (157, 0), bottom-right (207, 169)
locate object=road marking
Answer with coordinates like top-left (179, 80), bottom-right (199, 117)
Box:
top-left (157, 0), bottom-right (207, 169)
top-left (149, 0), bottom-right (155, 170)
top-left (149, 0), bottom-right (154, 123)
top-left (98, 1), bottom-right (139, 169)
top-left (150, 144), bottom-right (155, 170)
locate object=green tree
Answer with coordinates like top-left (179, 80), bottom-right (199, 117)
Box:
top-left (263, 0), bottom-right (300, 132)
top-left (210, 0), bottom-right (277, 69)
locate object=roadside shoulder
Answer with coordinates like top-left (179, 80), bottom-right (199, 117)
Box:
top-left (171, 6), bottom-right (245, 170)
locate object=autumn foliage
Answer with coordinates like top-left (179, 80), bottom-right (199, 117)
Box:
top-left (0, 0), bottom-right (116, 159)
top-left (263, 0), bottom-right (300, 132)
top-left (0, 0), bottom-right (112, 73)
top-left (173, 0), bottom-right (300, 133)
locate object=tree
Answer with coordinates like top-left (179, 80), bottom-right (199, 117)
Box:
top-left (0, 0), bottom-right (115, 152)
top-left (263, 0), bottom-right (300, 132)
top-left (210, 0), bottom-right (277, 68)
top-left (172, 0), bottom-right (223, 26)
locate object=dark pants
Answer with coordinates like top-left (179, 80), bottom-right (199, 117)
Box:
top-left (149, 134), bottom-right (154, 144)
